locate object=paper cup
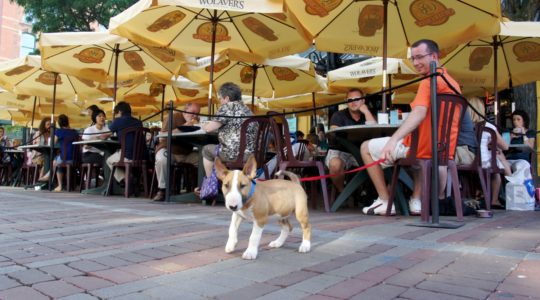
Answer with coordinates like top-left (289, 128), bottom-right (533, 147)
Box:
top-left (377, 113), bottom-right (389, 125)
top-left (401, 112), bottom-right (409, 121)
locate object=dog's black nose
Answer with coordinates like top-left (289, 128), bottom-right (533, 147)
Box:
top-left (229, 205), bottom-right (238, 211)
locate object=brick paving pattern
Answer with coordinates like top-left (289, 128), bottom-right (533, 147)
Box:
top-left (0, 187), bottom-right (539, 299)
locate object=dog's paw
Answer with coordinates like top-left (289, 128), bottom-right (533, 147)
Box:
top-left (268, 240), bottom-right (284, 248)
top-left (225, 240), bottom-right (237, 253)
top-left (242, 248), bottom-right (258, 260)
top-left (298, 240), bottom-right (311, 253)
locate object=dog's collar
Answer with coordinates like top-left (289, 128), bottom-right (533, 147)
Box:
top-left (243, 179), bottom-right (257, 205)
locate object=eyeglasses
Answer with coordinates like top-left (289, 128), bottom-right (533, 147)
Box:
top-left (408, 52), bottom-right (432, 62)
top-left (347, 97), bottom-right (364, 102)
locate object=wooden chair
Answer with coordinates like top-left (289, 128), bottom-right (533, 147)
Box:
top-left (106, 127), bottom-right (150, 198)
top-left (386, 93), bottom-right (467, 221)
top-left (224, 116), bottom-right (273, 179)
top-left (19, 150), bottom-right (40, 186)
top-left (52, 135), bottom-right (81, 191)
top-left (79, 161), bottom-right (102, 192)
top-left (481, 126), bottom-right (506, 208)
top-left (268, 113), bottom-right (330, 212)
top-left (456, 122), bottom-right (490, 209)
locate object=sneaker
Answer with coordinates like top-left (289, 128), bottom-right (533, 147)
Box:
top-left (409, 198), bottom-right (421, 215)
top-left (152, 190), bottom-right (165, 202)
top-left (362, 198), bottom-right (383, 214)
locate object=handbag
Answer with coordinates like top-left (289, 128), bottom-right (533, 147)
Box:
top-left (200, 145), bottom-right (220, 200)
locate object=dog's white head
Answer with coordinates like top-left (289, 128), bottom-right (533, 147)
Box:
top-left (215, 155), bottom-right (257, 212)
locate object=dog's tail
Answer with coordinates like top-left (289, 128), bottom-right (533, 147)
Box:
top-left (275, 170), bottom-right (301, 185)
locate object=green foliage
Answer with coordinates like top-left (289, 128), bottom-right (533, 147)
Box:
top-left (10, 0), bottom-right (137, 33)
top-left (502, 0), bottom-right (540, 21)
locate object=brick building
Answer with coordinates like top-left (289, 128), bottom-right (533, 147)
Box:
top-left (0, 0), bottom-right (33, 61)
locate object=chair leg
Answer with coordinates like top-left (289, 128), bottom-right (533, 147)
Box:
top-left (449, 163), bottom-right (464, 222)
top-left (124, 165), bottom-right (130, 198)
top-left (420, 162), bottom-right (432, 223)
top-left (150, 170), bottom-right (157, 199)
top-left (316, 163), bottom-right (330, 213)
top-left (386, 165), bottom-right (401, 216)
top-left (105, 166), bottom-right (115, 196)
top-left (142, 164), bottom-right (148, 198)
top-left (66, 166), bottom-right (72, 191)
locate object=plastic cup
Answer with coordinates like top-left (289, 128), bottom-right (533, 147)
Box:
top-left (377, 113), bottom-right (389, 125)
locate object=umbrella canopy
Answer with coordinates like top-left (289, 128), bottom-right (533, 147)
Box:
top-left (285, 0), bottom-right (501, 57)
top-left (440, 21), bottom-right (540, 92)
top-left (109, 0), bottom-right (310, 61)
top-left (261, 91), bottom-right (345, 115)
top-left (109, 0), bottom-right (311, 111)
top-left (40, 31), bottom-right (194, 102)
top-left (285, 0), bottom-right (501, 111)
top-left (186, 52), bottom-right (323, 99)
top-left (327, 57), bottom-right (419, 94)
top-left (0, 56), bottom-right (107, 101)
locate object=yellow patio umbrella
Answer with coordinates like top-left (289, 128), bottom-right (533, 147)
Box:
top-left (187, 52), bottom-right (323, 106)
top-left (327, 57), bottom-right (419, 96)
top-left (440, 21), bottom-right (540, 119)
top-left (285, 0), bottom-right (502, 110)
top-left (40, 31), bottom-right (193, 104)
top-left (260, 91), bottom-right (345, 119)
top-left (109, 0), bottom-right (311, 111)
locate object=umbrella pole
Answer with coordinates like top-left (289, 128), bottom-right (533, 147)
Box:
top-left (493, 36), bottom-right (499, 125)
top-left (30, 96), bottom-right (37, 139)
top-left (381, 0), bottom-right (389, 113)
top-left (113, 44), bottom-right (120, 116)
top-left (208, 11), bottom-right (218, 116)
top-left (312, 92), bottom-right (317, 128)
top-left (161, 84), bottom-right (166, 122)
top-left (165, 100), bottom-right (174, 203)
top-left (48, 73), bottom-right (58, 191)
top-left (251, 65), bottom-right (258, 108)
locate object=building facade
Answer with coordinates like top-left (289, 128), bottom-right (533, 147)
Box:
top-left (0, 0), bottom-right (33, 61)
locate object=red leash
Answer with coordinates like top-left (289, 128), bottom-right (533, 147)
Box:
top-left (298, 158), bottom-right (385, 182)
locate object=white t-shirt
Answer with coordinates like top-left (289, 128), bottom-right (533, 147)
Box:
top-left (480, 122), bottom-right (503, 169)
top-left (82, 125), bottom-right (110, 154)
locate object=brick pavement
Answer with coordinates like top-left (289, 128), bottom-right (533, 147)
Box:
top-left (0, 187), bottom-right (539, 299)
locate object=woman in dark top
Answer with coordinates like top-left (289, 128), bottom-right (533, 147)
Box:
top-left (506, 110), bottom-right (535, 162)
top-left (52, 114), bottom-right (79, 191)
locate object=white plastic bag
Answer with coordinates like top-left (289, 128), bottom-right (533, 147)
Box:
top-left (505, 160), bottom-right (535, 211)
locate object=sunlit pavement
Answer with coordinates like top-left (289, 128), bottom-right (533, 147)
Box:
top-left (0, 187), bottom-right (539, 300)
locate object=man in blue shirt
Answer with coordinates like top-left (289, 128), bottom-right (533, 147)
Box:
top-left (103, 102), bottom-right (143, 184)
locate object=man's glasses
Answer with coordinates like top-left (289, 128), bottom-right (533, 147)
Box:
top-left (408, 52), bottom-right (432, 62)
top-left (347, 97), bottom-right (364, 102)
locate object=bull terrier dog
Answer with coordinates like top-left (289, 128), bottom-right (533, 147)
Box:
top-left (214, 155), bottom-right (311, 260)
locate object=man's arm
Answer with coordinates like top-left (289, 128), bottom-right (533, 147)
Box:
top-left (359, 104), bottom-right (376, 124)
top-left (202, 121), bottom-right (222, 133)
top-left (380, 105), bottom-right (427, 163)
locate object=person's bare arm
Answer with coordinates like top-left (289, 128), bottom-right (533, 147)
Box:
top-left (380, 105), bottom-right (427, 163)
top-left (359, 104), bottom-right (376, 124)
top-left (495, 130), bottom-right (509, 151)
top-left (202, 121), bottom-right (222, 133)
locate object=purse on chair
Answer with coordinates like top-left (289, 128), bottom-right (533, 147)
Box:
top-left (200, 146), bottom-right (220, 200)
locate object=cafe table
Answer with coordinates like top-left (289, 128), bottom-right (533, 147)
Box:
top-left (156, 128), bottom-right (218, 203)
top-left (18, 144), bottom-right (56, 189)
top-left (326, 124), bottom-right (413, 213)
top-left (73, 139), bottom-right (120, 195)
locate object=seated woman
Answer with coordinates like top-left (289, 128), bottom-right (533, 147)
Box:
top-left (35, 117), bottom-right (52, 181)
top-left (468, 97), bottom-right (510, 208)
top-left (52, 114), bottom-right (79, 191)
top-left (81, 109), bottom-right (109, 164)
top-left (199, 82), bottom-right (255, 194)
top-left (506, 110), bottom-right (535, 162)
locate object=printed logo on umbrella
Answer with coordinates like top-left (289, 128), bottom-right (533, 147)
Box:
top-left (358, 5), bottom-right (384, 37)
top-left (73, 47), bottom-right (105, 64)
top-left (513, 41), bottom-right (540, 62)
top-left (193, 23), bottom-right (231, 43)
top-left (304, 0), bottom-right (342, 17)
top-left (5, 65), bottom-right (33, 76)
top-left (147, 11), bottom-right (186, 32)
top-left (36, 72), bottom-right (62, 86)
top-left (410, 0), bottom-right (455, 27)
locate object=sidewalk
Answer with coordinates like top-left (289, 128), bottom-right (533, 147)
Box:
top-left (0, 187), bottom-right (539, 300)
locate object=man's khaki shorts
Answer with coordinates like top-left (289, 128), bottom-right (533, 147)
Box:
top-left (367, 137), bottom-right (409, 168)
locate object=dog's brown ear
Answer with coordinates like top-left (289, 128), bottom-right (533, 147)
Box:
top-left (214, 157), bottom-right (228, 181)
top-left (243, 155), bottom-right (257, 179)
